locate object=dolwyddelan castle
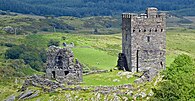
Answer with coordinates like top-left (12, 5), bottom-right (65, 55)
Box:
top-left (118, 8), bottom-right (166, 72)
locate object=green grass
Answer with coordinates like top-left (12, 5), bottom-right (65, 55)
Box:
top-left (73, 47), bottom-right (117, 70)
top-left (83, 70), bottom-right (136, 86)
top-left (23, 33), bottom-right (121, 70)
top-left (166, 28), bottom-right (195, 67)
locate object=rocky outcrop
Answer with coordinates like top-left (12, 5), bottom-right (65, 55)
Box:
top-left (4, 95), bottom-right (15, 101)
top-left (134, 68), bottom-right (159, 84)
top-left (20, 75), bottom-right (64, 92)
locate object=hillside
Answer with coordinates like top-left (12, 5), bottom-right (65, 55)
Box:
top-left (1, 0), bottom-right (195, 17)
top-left (0, 14), bottom-right (121, 35)
top-left (0, 12), bottom-right (195, 100)
top-left (0, 13), bottom-right (195, 35)
top-left (0, 28), bottom-right (195, 100)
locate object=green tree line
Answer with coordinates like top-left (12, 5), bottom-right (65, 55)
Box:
top-left (1, 0), bottom-right (195, 17)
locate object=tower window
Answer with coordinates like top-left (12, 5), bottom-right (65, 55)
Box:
top-left (126, 34), bottom-right (127, 41)
top-left (144, 29), bottom-right (146, 32)
top-left (133, 29), bottom-right (135, 32)
top-left (161, 29), bottom-right (163, 32)
top-left (147, 36), bottom-right (150, 42)
top-left (139, 29), bottom-right (141, 32)
top-left (149, 29), bottom-right (152, 32)
top-left (155, 29), bottom-right (158, 32)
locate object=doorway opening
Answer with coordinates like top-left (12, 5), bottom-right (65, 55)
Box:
top-left (52, 71), bottom-right (55, 78)
top-left (64, 71), bottom-right (69, 75)
top-left (136, 50), bottom-right (139, 72)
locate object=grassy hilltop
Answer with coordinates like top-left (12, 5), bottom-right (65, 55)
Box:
top-left (0, 13), bottom-right (195, 100)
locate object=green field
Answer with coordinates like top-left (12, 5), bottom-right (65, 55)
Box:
top-left (83, 70), bottom-right (136, 86)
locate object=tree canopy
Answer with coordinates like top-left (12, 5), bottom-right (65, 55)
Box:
top-left (1, 0), bottom-right (195, 17)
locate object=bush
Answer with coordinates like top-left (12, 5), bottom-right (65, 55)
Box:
top-left (4, 43), bottom-right (16, 47)
top-left (151, 54), bottom-right (195, 101)
top-left (48, 39), bottom-right (60, 47)
top-left (172, 54), bottom-right (193, 67)
top-left (5, 46), bottom-right (23, 59)
top-left (4, 44), bottom-right (47, 72)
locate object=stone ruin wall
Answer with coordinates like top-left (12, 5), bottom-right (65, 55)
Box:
top-left (46, 46), bottom-right (82, 82)
top-left (121, 8), bottom-right (166, 72)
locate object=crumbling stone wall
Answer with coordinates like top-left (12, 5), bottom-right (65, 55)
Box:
top-left (46, 46), bottom-right (82, 82)
top-left (118, 8), bottom-right (166, 72)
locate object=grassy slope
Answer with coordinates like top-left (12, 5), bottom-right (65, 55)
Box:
top-left (83, 70), bottom-right (136, 86)
top-left (166, 28), bottom-right (195, 66)
top-left (23, 33), bottom-right (121, 70)
top-left (0, 15), bottom-right (121, 34)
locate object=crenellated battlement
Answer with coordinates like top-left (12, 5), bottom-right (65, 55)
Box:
top-left (122, 8), bottom-right (166, 20)
top-left (122, 13), bottom-right (136, 18)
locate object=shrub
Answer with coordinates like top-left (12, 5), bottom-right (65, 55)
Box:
top-left (48, 39), bottom-right (60, 47)
top-left (4, 44), bottom-right (47, 72)
top-left (151, 54), bottom-right (195, 101)
top-left (5, 46), bottom-right (23, 59)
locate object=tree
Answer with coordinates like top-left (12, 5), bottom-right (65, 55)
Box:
top-left (5, 46), bottom-right (23, 59)
top-left (151, 54), bottom-right (195, 101)
top-left (48, 39), bottom-right (60, 47)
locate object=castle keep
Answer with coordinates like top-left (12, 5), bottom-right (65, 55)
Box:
top-left (118, 8), bottom-right (166, 72)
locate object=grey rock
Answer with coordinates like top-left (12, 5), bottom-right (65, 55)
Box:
top-left (19, 90), bottom-right (34, 100)
top-left (134, 78), bottom-right (144, 84)
top-left (140, 92), bottom-right (147, 98)
top-left (134, 68), bottom-right (159, 83)
top-left (24, 90), bottom-right (40, 99)
top-left (2, 26), bottom-right (14, 34)
top-left (4, 95), bottom-right (15, 101)
top-left (143, 68), bottom-right (158, 81)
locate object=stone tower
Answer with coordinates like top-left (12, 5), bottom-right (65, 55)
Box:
top-left (46, 46), bottom-right (83, 82)
top-left (118, 8), bottom-right (166, 72)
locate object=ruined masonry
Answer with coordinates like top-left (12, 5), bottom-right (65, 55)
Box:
top-left (46, 46), bottom-right (82, 82)
top-left (118, 8), bottom-right (166, 72)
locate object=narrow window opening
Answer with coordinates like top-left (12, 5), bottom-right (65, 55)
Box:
top-left (144, 29), bottom-right (146, 32)
top-left (133, 29), bottom-right (135, 32)
top-left (64, 71), bottom-right (69, 75)
top-left (52, 71), bottom-right (55, 78)
top-left (155, 29), bottom-right (157, 32)
top-left (136, 50), bottom-right (139, 72)
top-left (161, 29), bottom-right (163, 32)
top-left (139, 29), bottom-right (141, 32)
top-left (160, 62), bottom-right (163, 68)
top-left (147, 36), bottom-right (150, 42)
top-left (57, 56), bottom-right (63, 69)
top-left (149, 29), bottom-right (152, 32)
top-left (125, 34), bottom-right (128, 41)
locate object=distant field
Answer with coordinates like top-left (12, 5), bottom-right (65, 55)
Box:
top-left (184, 16), bottom-right (195, 23)
top-left (72, 48), bottom-right (117, 70)
top-left (1, 28), bottom-right (195, 70)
